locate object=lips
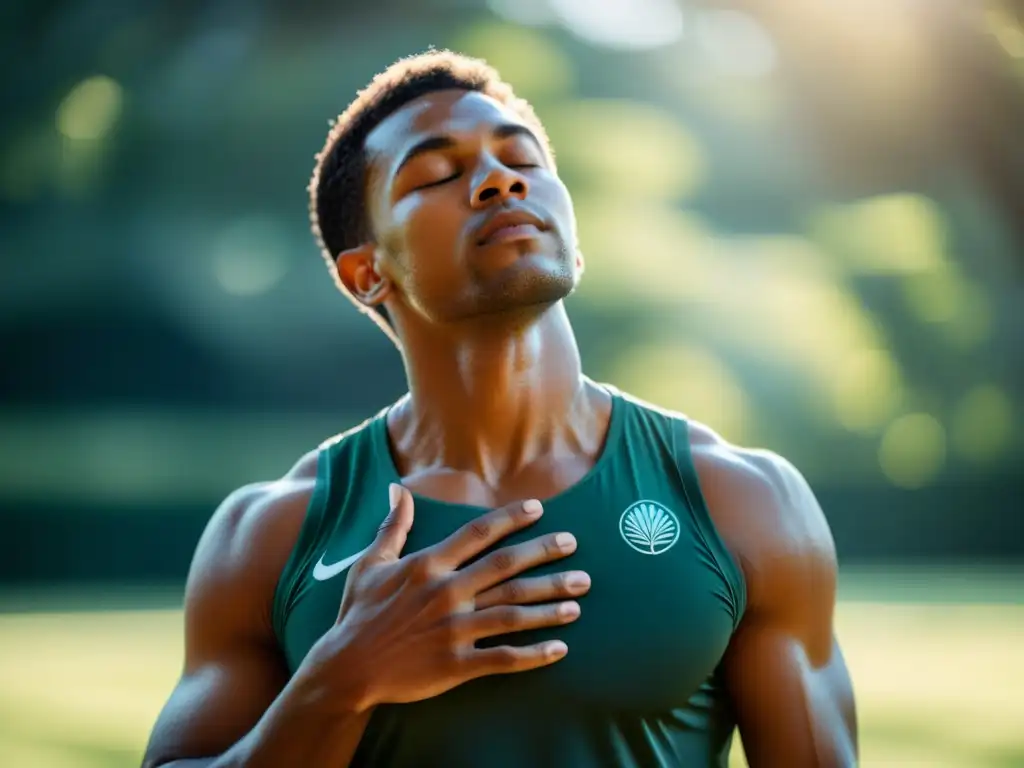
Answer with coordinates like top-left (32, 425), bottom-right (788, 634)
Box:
top-left (474, 209), bottom-right (547, 246)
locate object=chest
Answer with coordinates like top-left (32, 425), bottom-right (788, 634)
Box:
top-left (283, 476), bottom-right (737, 713)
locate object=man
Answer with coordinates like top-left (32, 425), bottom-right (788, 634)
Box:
top-left (143, 50), bottom-right (857, 767)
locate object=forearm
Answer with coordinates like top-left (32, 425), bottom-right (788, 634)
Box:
top-left (154, 707), bottom-right (371, 768)
top-left (217, 673), bottom-right (373, 768)
top-left (148, 654), bottom-right (374, 768)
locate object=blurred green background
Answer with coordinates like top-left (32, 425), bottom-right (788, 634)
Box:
top-left (2, 0), bottom-right (1022, 765)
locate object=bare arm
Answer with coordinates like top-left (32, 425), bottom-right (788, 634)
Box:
top-left (143, 464), bottom-right (588, 767)
top-left (142, 456), bottom-right (374, 768)
top-left (695, 437), bottom-right (858, 767)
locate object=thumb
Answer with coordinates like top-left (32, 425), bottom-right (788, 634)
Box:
top-left (372, 483), bottom-right (414, 560)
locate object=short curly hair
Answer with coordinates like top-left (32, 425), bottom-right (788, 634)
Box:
top-left (308, 49), bottom-right (555, 338)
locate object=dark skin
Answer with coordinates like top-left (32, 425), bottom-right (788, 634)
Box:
top-left (143, 89), bottom-right (857, 767)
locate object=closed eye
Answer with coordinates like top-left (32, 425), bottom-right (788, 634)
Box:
top-left (415, 172), bottom-right (461, 190)
top-left (413, 163), bottom-right (536, 191)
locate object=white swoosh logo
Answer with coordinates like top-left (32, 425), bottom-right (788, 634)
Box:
top-left (312, 545), bottom-right (372, 582)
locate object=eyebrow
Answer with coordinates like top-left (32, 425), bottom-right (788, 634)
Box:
top-left (394, 123), bottom-right (544, 176)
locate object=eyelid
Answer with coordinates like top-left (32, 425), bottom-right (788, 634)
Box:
top-left (405, 148), bottom-right (540, 193)
top-left (415, 159), bottom-right (535, 190)
top-left (414, 171), bottom-right (461, 190)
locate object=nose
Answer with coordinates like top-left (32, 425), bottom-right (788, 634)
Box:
top-left (470, 162), bottom-right (529, 208)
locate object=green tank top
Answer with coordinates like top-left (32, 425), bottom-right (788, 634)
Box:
top-left (273, 386), bottom-right (747, 767)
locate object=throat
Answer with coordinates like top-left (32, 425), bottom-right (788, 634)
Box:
top-left (383, 381), bottom-right (616, 507)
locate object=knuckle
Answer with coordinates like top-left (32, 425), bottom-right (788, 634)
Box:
top-left (492, 550), bottom-right (516, 573)
top-left (376, 514), bottom-right (397, 535)
top-left (406, 555), bottom-right (435, 584)
top-left (493, 645), bottom-right (520, 667)
top-left (554, 572), bottom-right (570, 593)
top-left (440, 640), bottom-right (464, 673)
top-left (346, 557), bottom-right (368, 577)
top-left (469, 519), bottom-right (491, 541)
top-left (472, 588), bottom-right (493, 610)
top-left (502, 579), bottom-right (524, 603)
top-left (499, 606), bottom-right (522, 631)
top-left (434, 580), bottom-right (462, 612)
top-left (451, 643), bottom-right (472, 666)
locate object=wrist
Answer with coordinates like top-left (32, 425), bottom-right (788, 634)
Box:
top-left (298, 629), bottom-right (378, 716)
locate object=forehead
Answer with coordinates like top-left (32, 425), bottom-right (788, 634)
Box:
top-left (365, 89), bottom-right (528, 166)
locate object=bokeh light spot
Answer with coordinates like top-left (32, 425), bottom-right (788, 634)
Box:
top-left (544, 99), bottom-right (706, 201)
top-left (903, 272), bottom-right (992, 347)
top-left (808, 194), bottom-right (948, 275)
top-left (212, 218), bottom-right (291, 297)
top-left (951, 385), bottom-right (1014, 463)
top-left (878, 413), bottom-right (947, 489)
top-left (550, 0), bottom-right (683, 51)
top-left (903, 271), bottom-right (963, 324)
top-left (695, 10), bottom-right (777, 78)
top-left (985, 8), bottom-right (1024, 58)
top-left (945, 283), bottom-right (993, 348)
top-left (486, 0), bottom-right (557, 27)
top-left (705, 238), bottom-right (887, 396)
top-left (610, 343), bottom-right (752, 443)
top-left (56, 76), bottom-right (124, 141)
top-left (833, 348), bottom-right (904, 433)
top-left (572, 198), bottom-right (712, 303)
top-left (452, 24), bottom-right (574, 100)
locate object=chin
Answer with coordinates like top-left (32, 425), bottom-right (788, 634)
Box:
top-left (484, 258), bottom-right (578, 313)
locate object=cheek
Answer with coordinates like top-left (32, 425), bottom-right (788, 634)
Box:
top-left (393, 196), bottom-right (465, 277)
top-left (538, 174), bottom-right (577, 238)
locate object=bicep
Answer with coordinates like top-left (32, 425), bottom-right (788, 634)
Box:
top-left (721, 452), bottom-right (857, 766)
top-left (143, 484), bottom-right (303, 767)
top-left (726, 618), bottom-right (857, 767)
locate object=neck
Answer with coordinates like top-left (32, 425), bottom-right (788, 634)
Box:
top-left (394, 303), bottom-right (595, 480)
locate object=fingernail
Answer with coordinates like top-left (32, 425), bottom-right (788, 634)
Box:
top-left (546, 641), bottom-right (568, 659)
top-left (558, 601), bottom-right (580, 619)
top-left (522, 500), bottom-right (543, 517)
top-left (566, 572), bottom-right (591, 591)
top-left (555, 532), bottom-right (576, 551)
top-left (389, 483), bottom-right (401, 507)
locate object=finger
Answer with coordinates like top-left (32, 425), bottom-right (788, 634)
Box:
top-left (369, 483), bottom-right (415, 561)
top-left (474, 570), bottom-right (591, 610)
top-left (455, 600), bottom-right (580, 642)
top-left (462, 640), bottom-right (569, 679)
top-left (430, 499), bottom-right (544, 568)
top-left (455, 532), bottom-right (577, 595)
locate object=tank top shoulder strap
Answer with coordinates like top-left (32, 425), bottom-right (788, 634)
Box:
top-left (271, 410), bottom-right (387, 643)
top-left (668, 415), bottom-right (748, 630)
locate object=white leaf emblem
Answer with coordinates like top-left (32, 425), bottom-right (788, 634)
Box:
top-left (619, 501), bottom-right (680, 555)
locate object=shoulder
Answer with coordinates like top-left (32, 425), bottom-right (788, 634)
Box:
top-left (203, 412), bottom-right (386, 564)
top-left (685, 421), bottom-right (838, 615)
top-left (194, 449), bottom-right (320, 569)
top-left (184, 449), bottom-right (322, 639)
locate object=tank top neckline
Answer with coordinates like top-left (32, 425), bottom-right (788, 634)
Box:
top-left (370, 382), bottom-right (626, 513)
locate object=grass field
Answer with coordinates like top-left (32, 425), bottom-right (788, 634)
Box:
top-left (0, 567), bottom-right (1021, 767)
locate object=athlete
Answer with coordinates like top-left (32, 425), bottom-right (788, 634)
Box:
top-left (143, 50), bottom-right (857, 767)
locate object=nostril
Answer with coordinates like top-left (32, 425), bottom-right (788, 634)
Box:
top-left (478, 187), bottom-right (500, 202)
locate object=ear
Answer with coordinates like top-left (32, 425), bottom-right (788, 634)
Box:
top-left (336, 243), bottom-right (391, 308)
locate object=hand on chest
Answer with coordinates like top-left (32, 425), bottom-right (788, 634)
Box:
top-left (400, 495), bottom-right (736, 711)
